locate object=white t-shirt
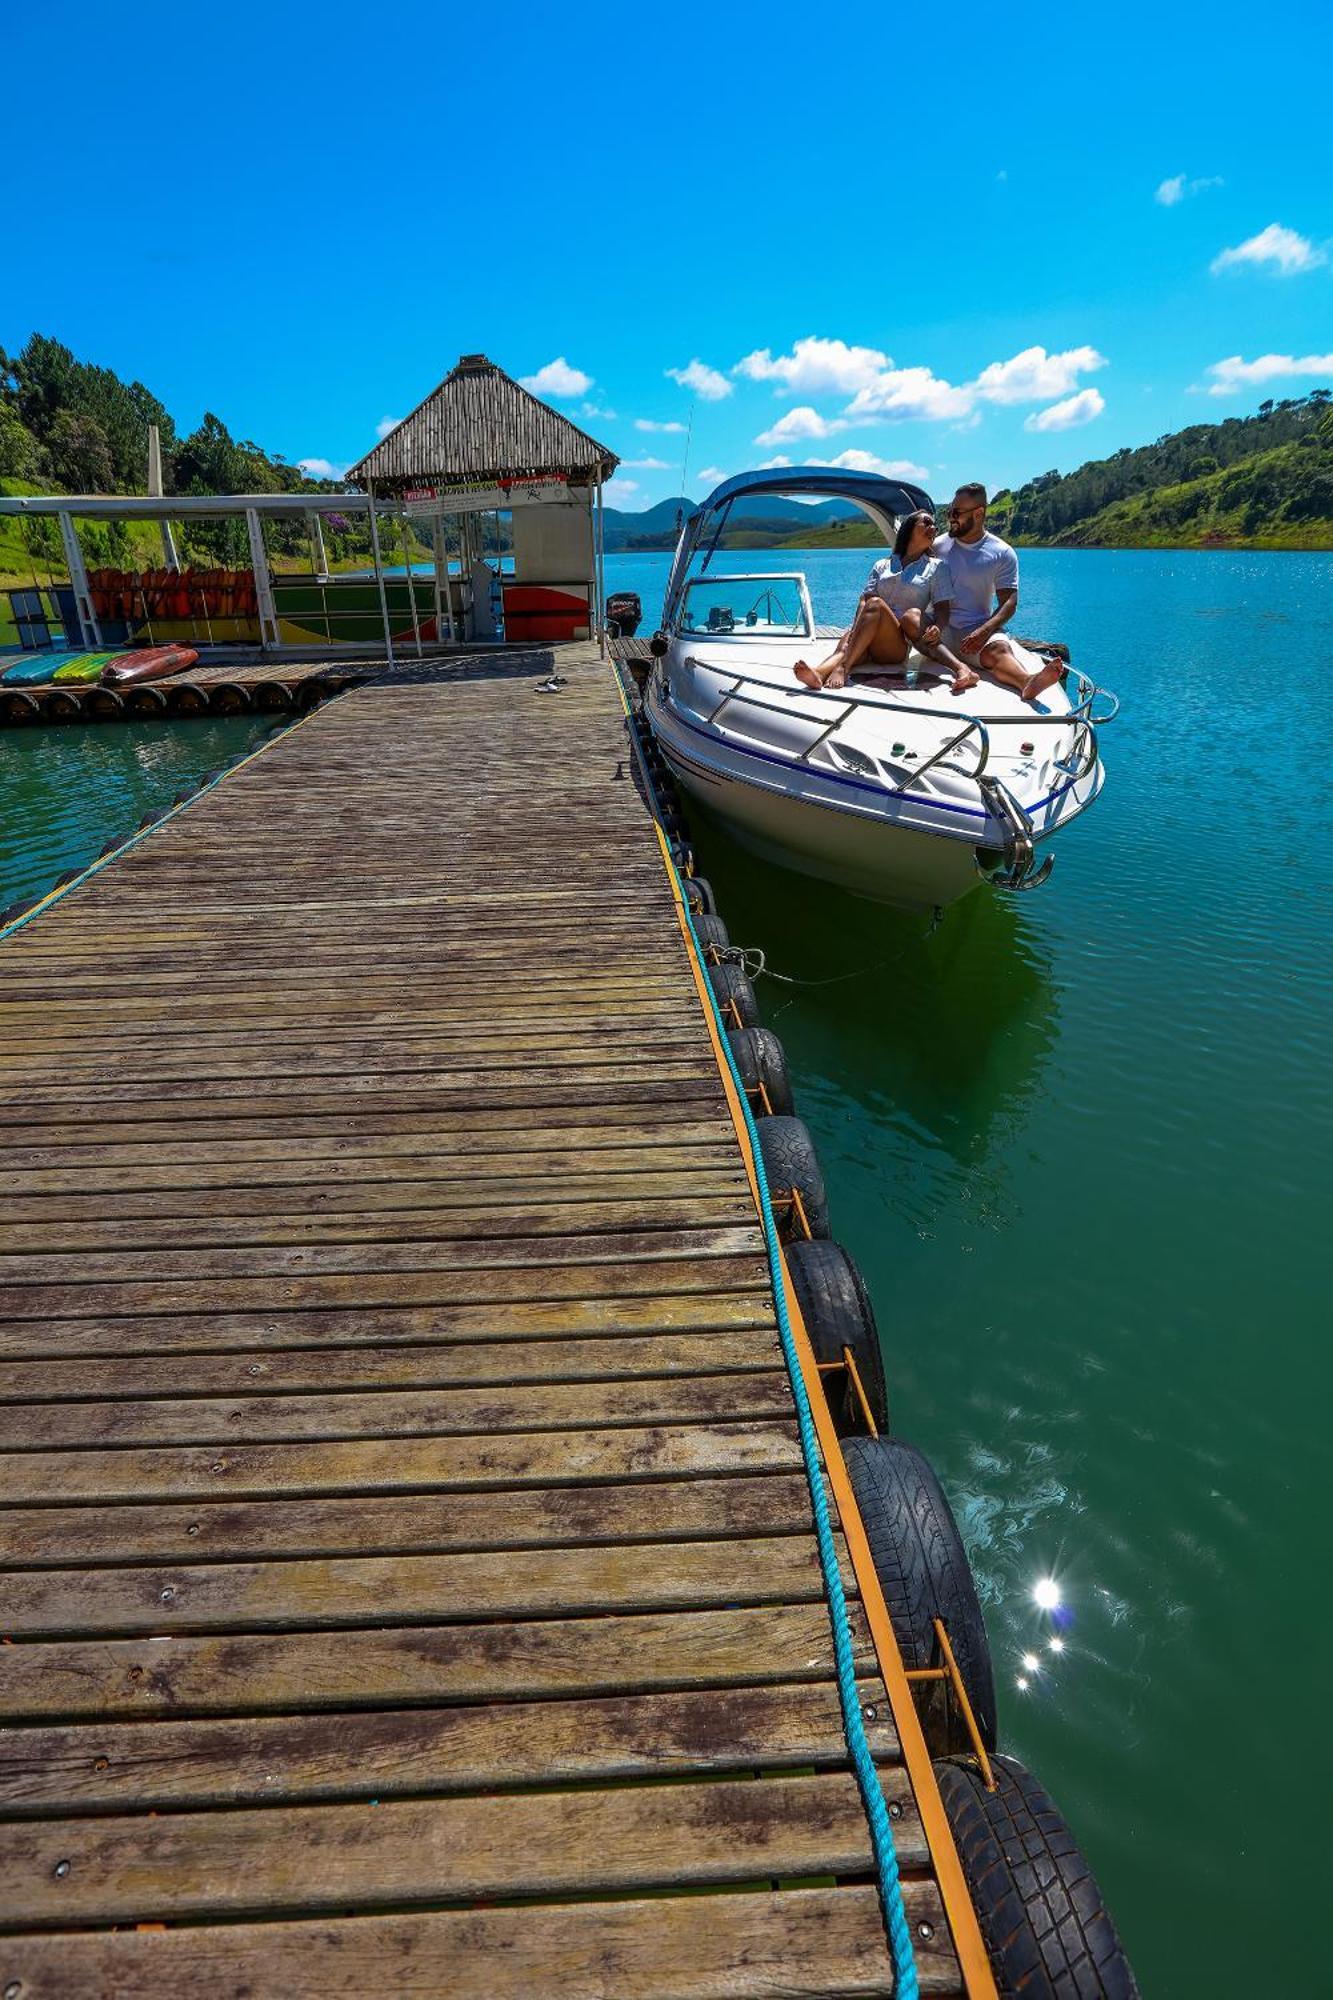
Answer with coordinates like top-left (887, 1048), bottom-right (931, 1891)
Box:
top-left (866, 552), bottom-right (951, 617)
top-left (934, 531), bottom-right (1018, 635)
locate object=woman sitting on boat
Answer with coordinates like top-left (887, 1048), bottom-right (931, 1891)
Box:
top-left (793, 511), bottom-right (978, 695)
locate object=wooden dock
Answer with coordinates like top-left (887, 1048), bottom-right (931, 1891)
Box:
top-left (0, 645), bottom-right (981, 1995)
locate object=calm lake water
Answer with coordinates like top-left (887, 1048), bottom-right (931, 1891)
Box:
top-left (1, 549), bottom-right (1328, 1992)
top-left (610, 544), bottom-right (1333, 1995)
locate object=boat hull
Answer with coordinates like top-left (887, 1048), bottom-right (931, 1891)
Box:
top-left (646, 670), bottom-right (1102, 911)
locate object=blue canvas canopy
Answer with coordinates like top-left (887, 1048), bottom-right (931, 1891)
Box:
top-left (663, 466), bottom-right (935, 626)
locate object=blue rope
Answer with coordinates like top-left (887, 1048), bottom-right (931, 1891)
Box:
top-left (616, 671), bottom-right (919, 1996)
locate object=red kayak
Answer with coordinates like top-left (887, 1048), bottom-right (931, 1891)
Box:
top-left (100, 645), bottom-right (200, 687)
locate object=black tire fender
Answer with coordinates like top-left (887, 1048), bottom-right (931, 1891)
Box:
top-left (756, 1114), bottom-right (830, 1240)
top-left (727, 1025), bottom-right (794, 1116)
top-left (682, 875), bottom-right (716, 917)
top-left (1, 896), bottom-right (41, 927)
top-left (784, 1239), bottom-right (886, 1432)
top-left (708, 960), bottom-right (760, 1031)
top-left (691, 913), bottom-right (731, 963)
top-left (934, 1753), bottom-right (1140, 1998)
top-left (841, 1436), bottom-right (996, 1754)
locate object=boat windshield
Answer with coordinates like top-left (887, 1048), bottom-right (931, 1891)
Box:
top-left (678, 576), bottom-right (810, 639)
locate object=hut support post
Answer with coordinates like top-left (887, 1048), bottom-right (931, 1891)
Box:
top-left (593, 473), bottom-right (606, 659)
top-left (366, 482), bottom-right (395, 666)
top-left (245, 508), bottom-right (282, 651)
top-left (57, 509), bottom-right (102, 649)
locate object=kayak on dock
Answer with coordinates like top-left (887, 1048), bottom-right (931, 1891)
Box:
top-left (100, 644), bottom-right (199, 686)
top-left (1, 651), bottom-right (97, 685)
top-left (50, 652), bottom-right (119, 683)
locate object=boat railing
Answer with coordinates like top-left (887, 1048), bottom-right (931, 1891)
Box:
top-left (678, 656), bottom-right (1113, 789)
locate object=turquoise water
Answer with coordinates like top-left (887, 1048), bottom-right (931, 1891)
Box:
top-left (2, 554), bottom-right (1328, 1989)
top-left (0, 715), bottom-right (283, 910)
top-left (610, 545), bottom-right (1332, 1994)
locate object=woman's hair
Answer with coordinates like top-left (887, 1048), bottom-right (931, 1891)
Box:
top-left (893, 510), bottom-right (936, 561)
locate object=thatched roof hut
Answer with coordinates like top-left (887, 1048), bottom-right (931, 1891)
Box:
top-left (347, 354), bottom-right (618, 493)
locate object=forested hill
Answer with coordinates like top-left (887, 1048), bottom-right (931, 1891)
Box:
top-left (988, 392), bottom-right (1333, 549)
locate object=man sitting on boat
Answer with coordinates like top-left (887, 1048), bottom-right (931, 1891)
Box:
top-left (793, 511), bottom-right (979, 694)
top-left (934, 485), bottom-right (1064, 702)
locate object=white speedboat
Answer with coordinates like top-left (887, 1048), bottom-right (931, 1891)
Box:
top-left (643, 469), bottom-right (1118, 910)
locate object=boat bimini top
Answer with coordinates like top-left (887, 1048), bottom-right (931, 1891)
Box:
top-left (662, 467), bottom-right (934, 630)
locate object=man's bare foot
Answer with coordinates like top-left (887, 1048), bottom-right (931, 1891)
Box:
top-left (950, 666), bottom-right (980, 695)
top-left (1021, 657), bottom-right (1064, 702)
top-left (824, 666), bottom-right (849, 689)
top-left (793, 661), bottom-right (823, 690)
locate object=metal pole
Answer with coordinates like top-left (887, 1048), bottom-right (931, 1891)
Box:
top-left (399, 512), bottom-right (424, 657)
top-left (365, 481), bottom-right (395, 666)
top-left (594, 472), bottom-right (607, 659)
top-left (307, 510), bottom-right (330, 578)
top-left (57, 510), bottom-right (101, 648)
top-left (148, 425), bottom-right (180, 570)
top-left (245, 507), bottom-right (281, 651)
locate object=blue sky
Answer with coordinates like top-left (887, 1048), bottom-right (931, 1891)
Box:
top-left (6, 0), bottom-right (1331, 512)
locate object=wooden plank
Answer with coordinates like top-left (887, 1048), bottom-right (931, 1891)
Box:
top-left (0, 1332), bottom-right (784, 1405)
top-left (2, 1192), bottom-right (756, 1255)
top-left (0, 1374), bottom-right (793, 1452)
top-left (0, 1603), bottom-right (875, 1719)
top-left (0, 1883), bottom-right (961, 1999)
top-left (0, 1535), bottom-right (842, 1638)
top-left (0, 1771), bottom-right (923, 1924)
top-left (0, 1292), bottom-right (777, 1361)
top-left (0, 1420), bottom-right (804, 1503)
top-left (0, 1472), bottom-right (820, 1568)
top-left (0, 1250), bottom-right (773, 1324)
top-left (0, 1680), bottom-right (896, 1812)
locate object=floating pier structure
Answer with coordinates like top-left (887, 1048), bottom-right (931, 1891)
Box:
top-left (0, 647), bottom-right (986, 1995)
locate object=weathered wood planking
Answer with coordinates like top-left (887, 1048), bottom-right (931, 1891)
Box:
top-left (0, 649), bottom-right (954, 1993)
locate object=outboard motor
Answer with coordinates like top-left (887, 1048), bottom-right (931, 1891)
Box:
top-left (606, 590), bottom-right (642, 638)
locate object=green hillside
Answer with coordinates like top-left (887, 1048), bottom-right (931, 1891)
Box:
top-left (989, 392), bottom-right (1333, 550)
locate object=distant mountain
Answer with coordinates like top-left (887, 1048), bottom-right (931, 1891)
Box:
top-left (603, 493), bottom-right (862, 552)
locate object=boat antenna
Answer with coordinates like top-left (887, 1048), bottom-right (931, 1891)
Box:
top-left (678, 404), bottom-right (695, 510)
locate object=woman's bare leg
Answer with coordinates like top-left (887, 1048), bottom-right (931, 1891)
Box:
top-left (897, 609), bottom-right (978, 692)
top-left (795, 598), bottom-right (907, 689)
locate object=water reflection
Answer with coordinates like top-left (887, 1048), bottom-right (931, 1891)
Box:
top-left (687, 799), bottom-right (1060, 1177)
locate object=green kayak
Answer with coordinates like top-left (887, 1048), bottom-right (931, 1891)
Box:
top-left (50, 652), bottom-right (118, 684)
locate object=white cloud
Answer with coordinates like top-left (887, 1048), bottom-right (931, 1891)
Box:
top-left (622, 456), bottom-right (672, 470)
top-left (603, 475), bottom-right (640, 501)
top-left (581, 402), bottom-right (617, 420)
top-left (696, 466), bottom-right (729, 487)
top-left (1156, 173), bottom-right (1223, 206)
top-left (518, 356), bottom-right (594, 397)
top-left (1205, 352), bottom-right (1333, 395)
top-left (635, 418), bottom-right (687, 433)
top-left (666, 359), bottom-right (732, 401)
top-left (734, 336), bottom-right (891, 397)
top-left (298, 456), bottom-right (348, 480)
top-left (845, 365), bottom-right (974, 422)
top-left (816, 448), bottom-right (931, 482)
top-left (754, 405), bottom-right (850, 447)
top-left (374, 416), bottom-right (402, 440)
top-left (757, 455), bottom-right (793, 469)
top-left (973, 345), bottom-right (1107, 406)
top-left (1025, 388), bottom-right (1106, 432)
top-left (1211, 223), bottom-right (1327, 277)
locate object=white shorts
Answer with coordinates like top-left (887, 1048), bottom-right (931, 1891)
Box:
top-left (943, 628), bottom-right (1052, 677)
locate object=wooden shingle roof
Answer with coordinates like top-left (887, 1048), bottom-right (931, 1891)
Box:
top-left (347, 354), bottom-right (618, 491)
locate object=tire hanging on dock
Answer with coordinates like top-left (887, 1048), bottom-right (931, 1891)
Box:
top-left (934, 1754), bottom-right (1140, 1998)
top-left (841, 1436), bottom-right (996, 1756)
top-left (682, 876), bottom-right (716, 917)
top-left (707, 961), bottom-right (760, 1031)
top-left (726, 1025), bottom-right (794, 1117)
top-left (784, 1239), bottom-right (887, 1433)
top-left (755, 1115), bottom-right (830, 1240)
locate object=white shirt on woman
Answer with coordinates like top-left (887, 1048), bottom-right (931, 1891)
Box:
top-left (865, 552), bottom-right (951, 618)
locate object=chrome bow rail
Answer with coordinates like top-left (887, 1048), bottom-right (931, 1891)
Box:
top-left (670, 655), bottom-right (1117, 794)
